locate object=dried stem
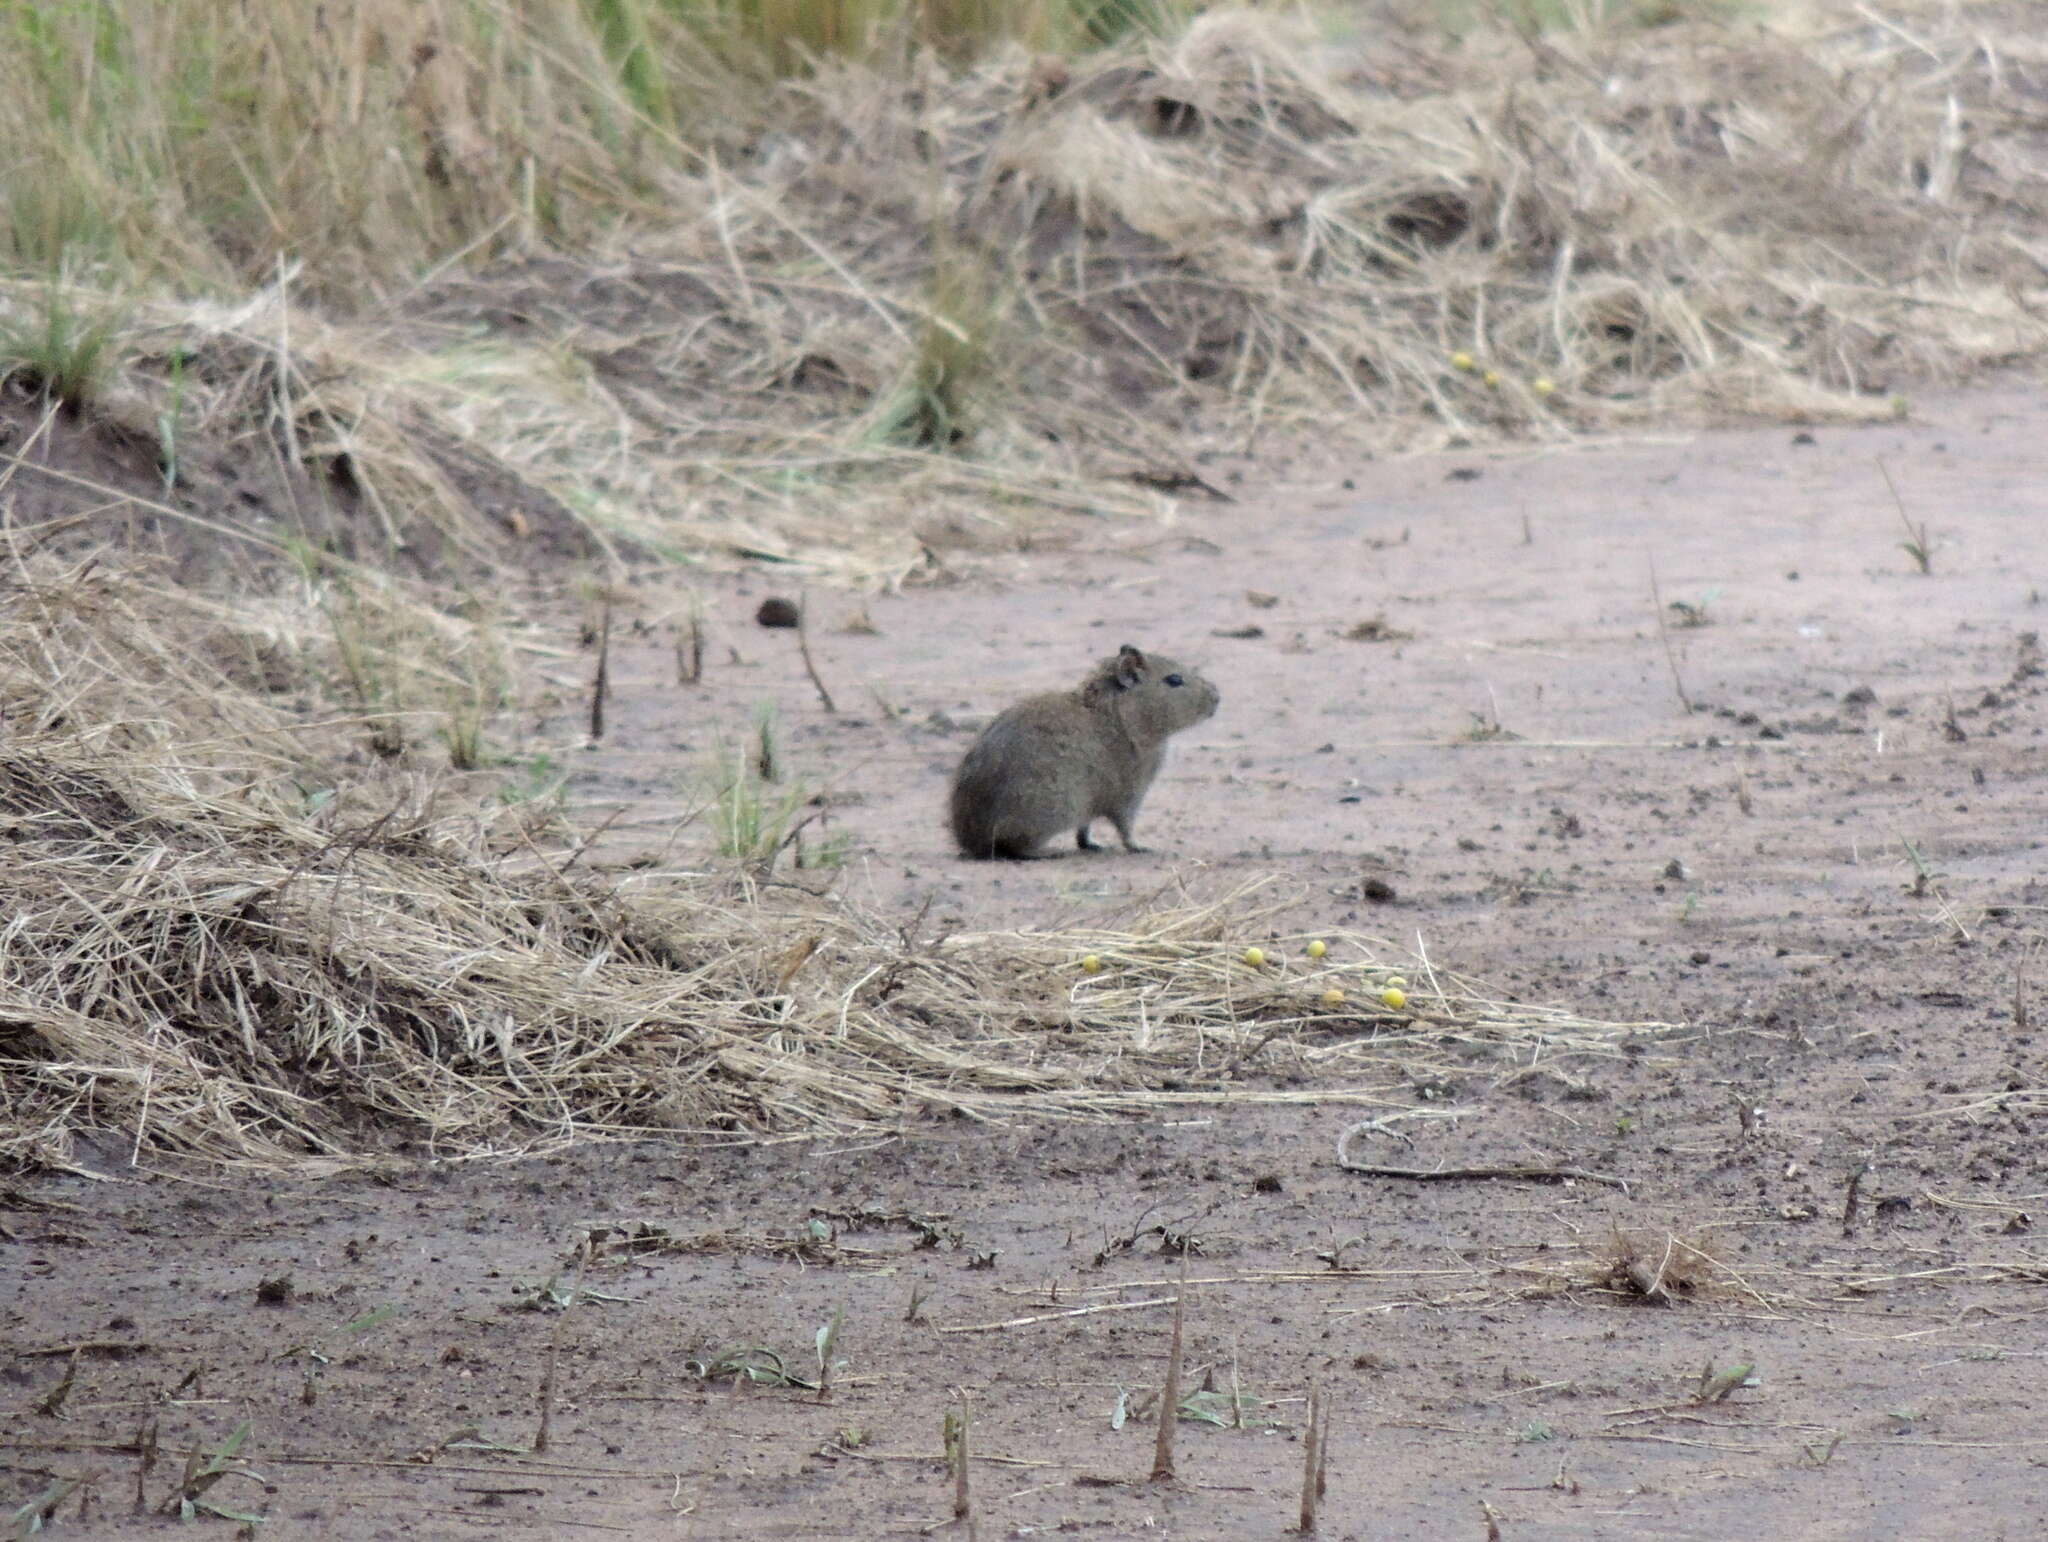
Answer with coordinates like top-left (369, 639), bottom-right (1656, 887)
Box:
top-left (588, 599), bottom-right (611, 742)
top-left (132, 1418), bottom-right (157, 1515)
top-left (1296, 1384), bottom-right (1324, 1532)
top-left (677, 607), bottom-right (705, 685)
top-left (533, 1238), bottom-right (592, 1453)
top-left (1647, 554), bottom-right (1693, 714)
top-left (1150, 1248), bottom-right (1189, 1483)
top-left (1842, 1159), bottom-right (1872, 1237)
top-left (1878, 456), bottom-right (1933, 572)
top-left (796, 593), bottom-right (837, 715)
top-left (945, 1392), bottom-right (972, 1523)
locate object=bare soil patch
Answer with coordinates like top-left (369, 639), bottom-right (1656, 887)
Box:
top-left (9, 382), bottom-right (2048, 1538)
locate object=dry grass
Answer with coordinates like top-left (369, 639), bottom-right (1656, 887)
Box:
top-left (0, 749), bottom-right (1679, 1163)
top-left (1595, 1226), bottom-right (1723, 1303)
top-left (0, 520), bottom-right (526, 787)
top-left (0, 738), bottom-right (1683, 1170)
top-left (0, 0), bottom-right (1190, 297)
top-left (1, 3), bottom-right (2043, 580)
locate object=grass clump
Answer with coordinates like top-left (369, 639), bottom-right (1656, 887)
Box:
top-left (869, 245), bottom-right (1007, 449)
top-left (159, 1418), bottom-right (262, 1524)
top-left (705, 750), bottom-right (847, 872)
top-left (0, 276), bottom-right (126, 414)
top-left (695, 706), bottom-right (850, 870)
top-left (709, 745), bottom-right (812, 862)
top-left (1598, 1228), bottom-right (1721, 1303)
top-left (323, 576), bottom-right (515, 767)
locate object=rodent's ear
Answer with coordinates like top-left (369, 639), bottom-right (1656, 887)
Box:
top-left (1115, 645), bottom-right (1147, 688)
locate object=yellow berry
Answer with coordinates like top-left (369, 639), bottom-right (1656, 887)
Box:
top-left (1386, 976), bottom-right (1408, 990)
top-left (1450, 351), bottom-right (1475, 372)
top-left (1306, 939), bottom-right (1327, 959)
top-left (1381, 987), bottom-right (1407, 1010)
top-left (1533, 377), bottom-right (1556, 396)
top-left (1322, 987), bottom-right (1345, 1006)
top-left (1080, 954), bottom-right (1101, 974)
top-left (1244, 947), bottom-right (1266, 968)
top-left (1482, 370), bottom-right (1500, 388)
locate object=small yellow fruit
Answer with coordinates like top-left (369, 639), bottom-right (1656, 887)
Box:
top-left (1482, 370), bottom-right (1501, 388)
top-left (1322, 987), bottom-right (1345, 1006)
top-left (1306, 939), bottom-right (1327, 959)
top-left (1244, 947), bottom-right (1266, 968)
top-left (1386, 976), bottom-right (1408, 990)
top-left (1533, 377), bottom-right (1556, 396)
top-left (1381, 986), bottom-right (1407, 1010)
top-left (1450, 351), bottom-right (1475, 372)
top-left (1080, 954), bottom-right (1102, 974)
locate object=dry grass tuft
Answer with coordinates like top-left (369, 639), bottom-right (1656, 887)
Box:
top-left (1597, 1227), bottom-right (1722, 1303)
top-left (0, 528), bottom-right (526, 789)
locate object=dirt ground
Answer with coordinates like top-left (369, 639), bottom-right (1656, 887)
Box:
top-left (8, 381), bottom-right (2048, 1539)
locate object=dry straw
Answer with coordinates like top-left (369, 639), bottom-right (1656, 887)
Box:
top-left (0, 740), bottom-right (1682, 1171)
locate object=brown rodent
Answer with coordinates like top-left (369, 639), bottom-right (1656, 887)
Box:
top-left (948, 644), bottom-right (1219, 860)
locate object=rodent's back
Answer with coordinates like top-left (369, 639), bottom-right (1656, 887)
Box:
top-left (948, 689), bottom-right (1117, 858)
top-left (949, 646), bottom-right (1218, 859)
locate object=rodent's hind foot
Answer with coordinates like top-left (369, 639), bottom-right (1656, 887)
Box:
top-left (1076, 826), bottom-right (1100, 851)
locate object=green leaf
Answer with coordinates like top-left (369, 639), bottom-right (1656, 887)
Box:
top-left (341, 1304), bottom-right (398, 1335)
top-left (1697, 1362), bottom-right (1755, 1403)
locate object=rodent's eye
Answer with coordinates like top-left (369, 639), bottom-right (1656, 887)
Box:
top-left (1163, 673), bottom-right (1184, 687)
